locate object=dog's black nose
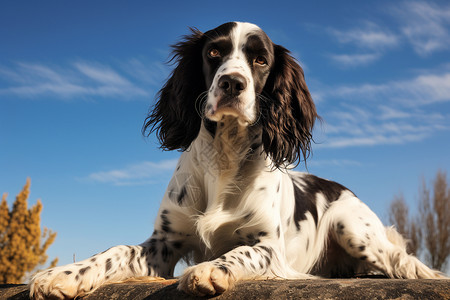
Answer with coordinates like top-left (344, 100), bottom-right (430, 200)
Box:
top-left (218, 74), bottom-right (247, 96)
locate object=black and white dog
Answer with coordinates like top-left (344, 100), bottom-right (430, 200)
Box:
top-left (30, 22), bottom-right (444, 299)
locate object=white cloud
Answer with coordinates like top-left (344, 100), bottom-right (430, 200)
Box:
top-left (317, 106), bottom-right (444, 149)
top-left (326, 1), bottom-right (450, 65)
top-left (328, 22), bottom-right (399, 51)
top-left (378, 106), bottom-right (411, 120)
top-left (330, 72), bottom-right (450, 106)
top-left (314, 69), bottom-right (450, 149)
top-left (0, 60), bottom-right (155, 99)
top-left (326, 22), bottom-right (398, 67)
top-left (329, 53), bottom-right (381, 67)
top-left (121, 58), bottom-right (169, 86)
top-left (394, 1), bottom-right (450, 55)
top-left (85, 159), bottom-right (178, 186)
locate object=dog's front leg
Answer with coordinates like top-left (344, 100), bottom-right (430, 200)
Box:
top-left (178, 242), bottom-right (288, 296)
top-left (30, 229), bottom-right (187, 300)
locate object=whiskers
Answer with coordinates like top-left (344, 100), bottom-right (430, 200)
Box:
top-left (254, 93), bottom-right (273, 126)
top-left (194, 91), bottom-right (209, 120)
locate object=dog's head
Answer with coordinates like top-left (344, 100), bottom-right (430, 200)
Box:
top-left (143, 22), bottom-right (317, 167)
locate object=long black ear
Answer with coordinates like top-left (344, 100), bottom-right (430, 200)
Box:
top-left (261, 44), bottom-right (318, 168)
top-left (143, 28), bottom-right (206, 151)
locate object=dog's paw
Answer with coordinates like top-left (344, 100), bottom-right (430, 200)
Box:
top-left (178, 262), bottom-right (235, 296)
top-left (30, 265), bottom-right (97, 300)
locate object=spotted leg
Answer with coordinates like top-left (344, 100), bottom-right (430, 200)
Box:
top-left (29, 228), bottom-right (188, 300)
top-left (331, 195), bottom-right (445, 279)
top-left (178, 240), bottom-right (309, 297)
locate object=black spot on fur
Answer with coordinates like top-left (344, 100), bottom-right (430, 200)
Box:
top-left (258, 231), bottom-right (268, 237)
top-left (245, 251), bottom-right (251, 258)
top-left (160, 211), bottom-right (172, 233)
top-left (292, 175), bottom-right (351, 228)
top-left (336, 222), bottom-right (345, 235)
top-left (359, 246), bottom-right (366, 251)
top-left (64, 271), bottom-right (72, 275)
top-left (129, 248), bottom-right (136, 261)
top-left (106, 258), bottom-right (112, 273)
top-left (90, 257), bottom-right (96, 262)
top-left (161, 244), bottom-right (171, 262)
top-left (246, 233), bottom-right (260, 246)
top-left (79, 266), bottom-right (91, 275)
top-left (276, 226), bottom-right (280, 238)
top-left (177, 185), bottom-right (187, 204)
top-left (218, 265), bottom-right (229, 274)
top-left (172, 241), bottom-right (183, 249)
top-left (258, 245), bottom-right (273, 258)
top-left (149, 246), bottom-right (158, 256)
top-left (244, 211), bottom-right (254, 220)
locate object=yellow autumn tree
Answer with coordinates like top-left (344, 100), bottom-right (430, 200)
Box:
top-left (0, 178), bottom-right (58, 283)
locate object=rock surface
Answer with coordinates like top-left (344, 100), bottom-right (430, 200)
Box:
top-left (1, 279), bottom-right (449, 300)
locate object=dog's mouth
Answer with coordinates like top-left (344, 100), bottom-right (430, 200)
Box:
top-left (205, 96), bottom-right (251, 126)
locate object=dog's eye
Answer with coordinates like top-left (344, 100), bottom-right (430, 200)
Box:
top-left (255, 56), bottom-right (267, 65)
top-left (208, 48), bottom-right (221, 58)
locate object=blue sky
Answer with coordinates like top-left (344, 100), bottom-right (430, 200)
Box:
top-left (1, 0), bottom-right (449, 269)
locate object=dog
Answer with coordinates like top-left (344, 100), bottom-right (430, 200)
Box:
top-left (30, 21), bottom-right (445, 299)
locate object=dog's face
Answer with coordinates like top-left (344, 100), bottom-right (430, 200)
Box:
top-left (201, 22), bottom-right (274, 125)
top-left (144, 22), bottom-right (317, 167)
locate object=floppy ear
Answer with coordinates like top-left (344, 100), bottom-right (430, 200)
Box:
top-left (143, 28), bottom-right (206, 151)
top-left (261, 44), bottom-right (317, 167)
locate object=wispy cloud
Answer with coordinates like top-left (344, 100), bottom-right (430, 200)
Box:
top-left (314, 69), bottom-right (450, 148)
top-left (329, 53), bottom-right (381, 67)
top-left (328, 22), bottom-right (399, 51)
top-left (317, 107), bottom-right (446, 148)
top-left (0, 59), bottom-right (167, 100)
top-left (326, 22), bottom-right (399, 67)
top-left (325, 1), bottom-right (450, 66)
top-left (84, 159), bottom-right (178, 186)
top-left (329, 71), bottom-right (450, 106)
top-left (394, 1), bottom-right (450, 56)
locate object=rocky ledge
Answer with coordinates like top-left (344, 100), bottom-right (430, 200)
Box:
top-left (1, 279), bottom-right (449, 300)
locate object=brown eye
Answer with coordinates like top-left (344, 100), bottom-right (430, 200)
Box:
top-left (255, 56), bottom-right (267, 65)
top-left (208, 48), bottom-right (221, 58)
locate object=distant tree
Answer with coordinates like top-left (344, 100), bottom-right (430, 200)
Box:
top-left (418, 170), bottom-right (450, 271)
top-left (388, 170), bottom-right (450, 271)
top-left (0, 179), bottom-right (58, 284)
top-left (388, 193), bottom-right (421, 255)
